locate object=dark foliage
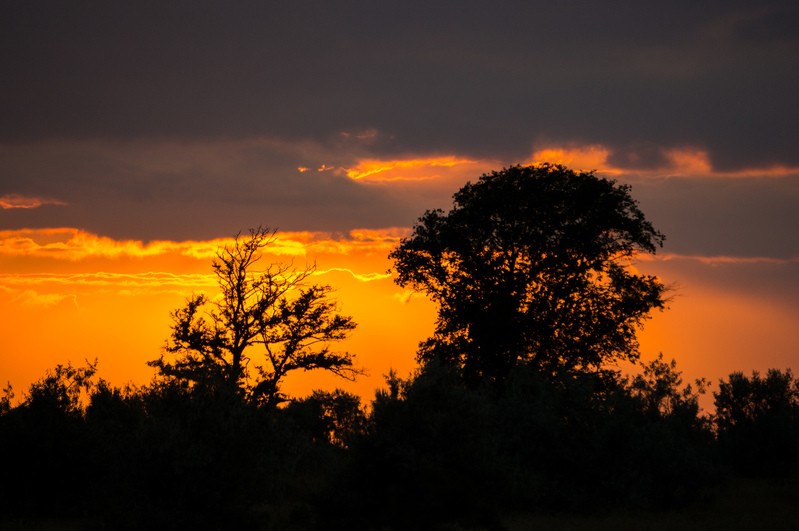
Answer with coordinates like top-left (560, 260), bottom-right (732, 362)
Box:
top-left (714, 369), bottom-right (799, 476)
top-left (283, 389), bottom-right (368, 448)
top-left (338, 364), bottom-right (506, 528)
top-left (390, 164), bottom-right (667, 385)
top-left (330, 359), bottom-right (716, 529)
top-left (3, 359), bottom-right (799, 528)
top-left (0, 361), bottom-right (97, 519)
top-left (2, 176), bottom-right (798, 528)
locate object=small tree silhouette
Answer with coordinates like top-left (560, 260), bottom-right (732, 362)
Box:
top-left (149, 227), bottom-right (358, 406)
top-left (714, 368), bottom-right (799, 474)
top-left (24, 360), bottom-right (97, 417)
top-left (0, 383), bottom-right (13, 416)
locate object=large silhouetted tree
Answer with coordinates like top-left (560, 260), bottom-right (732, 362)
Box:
top-left (390, 164), bottom-right (667, 384)
top-left (149, 227), bottom-right (358, 405)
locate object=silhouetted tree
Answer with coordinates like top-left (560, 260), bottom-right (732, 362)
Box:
top-left (23, 359), bottom-right (97, 418)
top-left (0, 383), bottom-right (12, 416)
top-left (286, 389), bottom-right (368, 447)
top-left (345, 364), bottom-right (506, 528)
top-left (1, 360), bottom-right (97, 518)
top-left (390, 164), bottom-right (666, 384)
top-left (618, 356), bottom-right (715, 505)
top-left (714, 368), bottom-right (799, 475)
top-left (149, 227), bottom-right (358, 406)
top-left (628, 353), bottom-right (708, 422)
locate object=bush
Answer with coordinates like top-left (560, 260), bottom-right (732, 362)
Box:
top-left (714, 369), bottom-right (799, 476)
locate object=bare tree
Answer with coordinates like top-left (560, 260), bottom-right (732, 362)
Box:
top-left (149, 227), bottom-right (358, 405)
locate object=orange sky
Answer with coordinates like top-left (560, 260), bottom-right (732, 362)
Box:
top-left (0, 227), bottom-right (436, 401)
top-left (2, 149), bottom-right (799, 411)
top-left (4, 2), bottom-right (799, 418)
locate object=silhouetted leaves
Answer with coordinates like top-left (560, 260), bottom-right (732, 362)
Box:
top-left (0, 360), bottom-right (98, 519)
top-left (714, 369), bottom-right (799, 476)
top-left (390, 164), bottom-right (667, 385)
top-left (328, 361), bottom-right (716, 529)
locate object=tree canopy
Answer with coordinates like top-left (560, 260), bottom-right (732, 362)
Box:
top-left (149, 227), bottom-right (358, 405)
top-left (389, 163), bottom-right (667, 384)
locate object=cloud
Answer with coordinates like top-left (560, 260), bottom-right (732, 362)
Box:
top-left (0, 137), bottom-right (417, 240)
top-left (637, 251), bottom-right (799, 311)
top-left (3, 2), bottom-right (799, 260)
top-left (4, 133), bottom-right (799, 262)
top-left (0, 272), bottom-right (217, 291)
top-left (641, 253), bottom-right (799, 266)
top-left (392, 289), bottom-right (420, 304)
top-left (0, 227), bottom-right (406, 263)
top-left (313, 268), bottom-right (393, 283)
top-left (0, 228), bottom-right (229, 261)
top-left (528, 146), bottom-right (619, 174)
top-left (345, 156), bottom-right (490, 183)
top-left (529, 145), bottom-right (799, 179)
top-left (0, 194), bottom-right (66, 210)
top-left (2, 1), bottom-right (797, 170)
top-left (10, 289), bottom-right (78, 309)
top-left (626, 172), bottom-right (799, 258)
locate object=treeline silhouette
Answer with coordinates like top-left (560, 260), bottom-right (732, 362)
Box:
top-left (2, 360), bottom-right (798, 529)
top-left (2, 165), bottom-right (798, 529)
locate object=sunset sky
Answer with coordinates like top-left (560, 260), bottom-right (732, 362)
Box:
top-left (2, 1), bottom-right (798, 407)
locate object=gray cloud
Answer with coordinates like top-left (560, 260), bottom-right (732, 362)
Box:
top-left (647, 256), bottom-right (799, 311)
top-left (2, 1), bottom-right (798, 168)
top-left (627, 175), bottom-right (799, 259)
top-left (2, 135), bottom-right (799, 260)
top-left (2, 0), bottom-right (798, 260)
top-left (0, 138), bottom-right (416, 240)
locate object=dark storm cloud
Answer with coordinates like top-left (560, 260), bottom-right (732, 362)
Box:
top-left (0, 139), bottom-right (413, 240)
top-left (3, 136), bottom-right (798, 259)
top-left (646, 256), bottom-right (799, 312)
top-left (2, 0), bottom-right (798, 257)
top-left (626, 175), bottom-right (799, 258)
top-left (2, 0), bottom-right (798, 168)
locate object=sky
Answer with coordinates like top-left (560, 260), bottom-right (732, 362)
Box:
top-left (2, 1), bottom-right (798, 407)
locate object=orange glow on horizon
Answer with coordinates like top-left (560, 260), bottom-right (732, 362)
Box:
top-left (3, 141), bottom-right (799, 404)
top-left (2, 225), bottom-right (797, 410)
top-left (0, 227), bottom-right (432, 402)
